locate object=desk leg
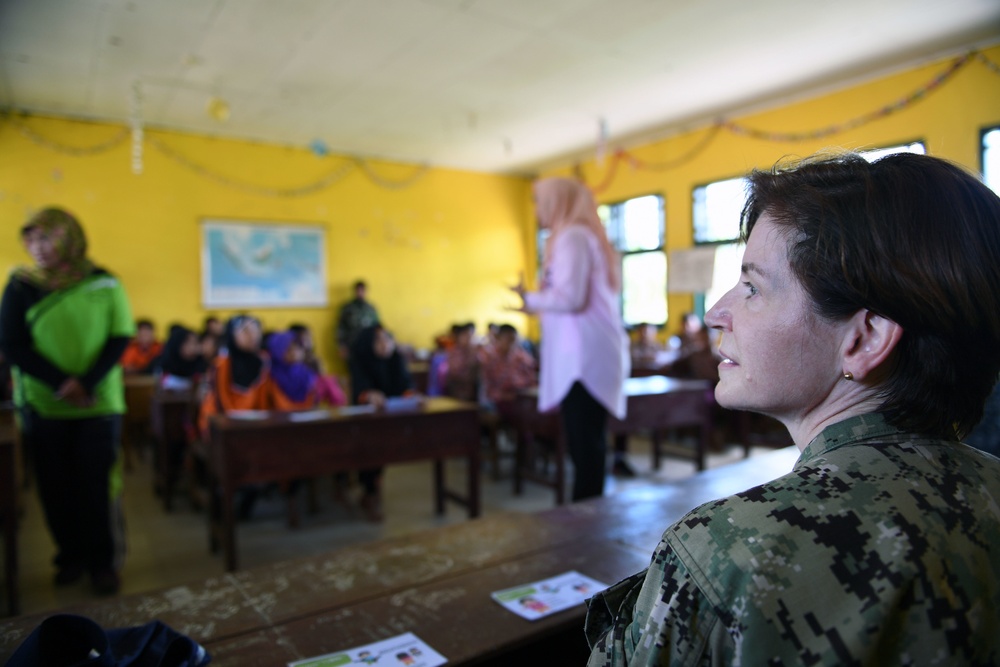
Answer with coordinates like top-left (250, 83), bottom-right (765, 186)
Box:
top-left (2, 457), bottom-right (18, 616)
top-left (433, 460), bottom-right (445, 516)
top-left (221, 478), bottom-right (239, 571)
top-left (651, 430), bottom-right (662, 470)
top-left (554, 432), bottom-right (566, 506)
top-left (696, 408), bottom-right (711, 472)
top-left (513, 430), bottom-right (527, 496)
top-left (468, 448), bottom-right (480, 518)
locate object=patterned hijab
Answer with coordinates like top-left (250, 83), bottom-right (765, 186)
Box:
top-left (533, 178), bottom-right (620, 290)
top-left (15, 207), bottom-right (95, 292)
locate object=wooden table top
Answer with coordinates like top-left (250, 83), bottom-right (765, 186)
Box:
top-left (0, 446), bottom-right (802, 663)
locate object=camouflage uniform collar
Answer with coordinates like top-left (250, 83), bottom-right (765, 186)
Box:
top-left (797, 413), bottom-right (906, 465)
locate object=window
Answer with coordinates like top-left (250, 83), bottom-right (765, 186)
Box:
top-left (692, 142), bottom-right (926, 314)
top-left (599, 195), bottom-right (667, 326)
top-left (537, 194), bottom-right (666, 326)
top-left (983, 126), bottom-right (1000, 195)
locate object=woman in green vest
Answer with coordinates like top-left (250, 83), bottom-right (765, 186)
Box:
top-left (0, 207), bottom-right (134, 596)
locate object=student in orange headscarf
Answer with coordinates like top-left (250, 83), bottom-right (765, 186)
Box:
top-left (198, 315), bottom-right (270, 438)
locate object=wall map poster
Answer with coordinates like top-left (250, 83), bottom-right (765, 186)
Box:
top-left (201, 219), bottom-right (327, 308)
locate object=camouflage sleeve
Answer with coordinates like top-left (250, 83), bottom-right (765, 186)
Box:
top-left (586, 546), bottom-right (730, 666)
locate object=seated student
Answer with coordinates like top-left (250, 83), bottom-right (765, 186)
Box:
top-left (202, 315), bottom-right (224, 339)
top-left (198, 315), bottom-right (270, 439)
top-left (149, 325), bottom-right (206, 504)
top-left (443, 322), bottom-right (480, 401)
top-left (479, 323), bottom-right (537, 420)
top-left (266, 330), bottom-right (346, 409)
top-left (349, 324), bottom-right (418, 521)
top-left (120, 319), bottom-right (162, 374)
top-left (629, 323), bottom-right (671, 371)
top-left (153, 325), bottom-right (206, 390)
top-left (288, 323), bottom-right (322, 373)
top-left (585, 152), bottom-right (1000, 666)
top-left (425, 332), bottom-right (452, 397)
top-left (668, 312), bottom-right (720, 382)
top-left (199, 330), bottom-right (219, 365)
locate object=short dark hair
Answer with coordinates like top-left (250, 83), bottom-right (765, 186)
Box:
top-left (135, 319), bottom-right (154, 330)
top-left (743, 151), bottom-right (1000, 438)
top-left (353, 280), bottom-right (367, 291)
top-left (498, 324), bottom-right (518, 336)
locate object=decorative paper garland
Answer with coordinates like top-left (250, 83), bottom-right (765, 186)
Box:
top-left (4, 49), bottom-right (997, 197)
top-left (582, 49), bottom-right (998, 194)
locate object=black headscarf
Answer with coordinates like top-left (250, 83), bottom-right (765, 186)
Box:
top-left (348, 324), bottom-right (412, 403)
top-left (225, 315), bottom-right (265, 390)
top-left (156, 325), bottom-right (206, 379)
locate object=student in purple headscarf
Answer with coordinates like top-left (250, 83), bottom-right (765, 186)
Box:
top-left (266, 330), bottom-right (345, 409)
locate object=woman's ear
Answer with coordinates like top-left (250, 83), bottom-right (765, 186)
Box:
top-left (842, 310), bottom-right (903, 381)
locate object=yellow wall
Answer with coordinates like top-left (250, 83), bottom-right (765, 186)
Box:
top-left (542, 44), bottom-right (1000, 337)
top-left (3, 45), bottom-right (998, 360)
top-left (0, 118), bottom-right (533, 371)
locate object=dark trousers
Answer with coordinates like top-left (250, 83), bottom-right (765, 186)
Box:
top-left (22, 409), bottom-right (122, 573)
top-left (560, 382), bottom-right (609, 502)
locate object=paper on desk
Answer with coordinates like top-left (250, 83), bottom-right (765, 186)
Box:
top-left (385, 396), bottom-right (423, 412)
top-left (491, 570), bottom-right (609, 621)
top-left (336, 404), bottom-right (377, 416)
top-left (288, 631), bottom-right (446, 667)
top-left (287, 409), bottom-right (332, 422)
top-left (225, 409), bottom-right (270, 420)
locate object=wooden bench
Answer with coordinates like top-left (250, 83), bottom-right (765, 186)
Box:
top-left (0, 446), bottom-right (801, 663)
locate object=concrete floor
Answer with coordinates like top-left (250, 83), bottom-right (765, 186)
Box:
top-left (12, 432), bottom-right (765, 618)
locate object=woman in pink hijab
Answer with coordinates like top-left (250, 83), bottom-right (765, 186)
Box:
top-left (511, 177), bottom-right (630, 501)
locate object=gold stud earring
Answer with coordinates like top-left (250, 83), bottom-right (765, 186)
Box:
top-left (843, 371), bottom-right (854, 381)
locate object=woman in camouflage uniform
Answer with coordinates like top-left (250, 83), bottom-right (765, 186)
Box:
top-left (586, 152), bottom-right (1000, 666)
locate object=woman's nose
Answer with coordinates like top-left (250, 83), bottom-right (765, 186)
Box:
top-left (704, 293), bottom-right (732, 331)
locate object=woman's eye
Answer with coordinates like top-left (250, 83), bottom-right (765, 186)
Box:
top-left (742, 281), bottom-right (758, 297)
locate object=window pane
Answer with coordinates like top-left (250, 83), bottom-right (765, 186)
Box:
top-left (985, 128), bottom-right (1000, 195)
top-left (622, 251), bottom-right (667, 326)
top-left (860, 141), bottom-right (925, 162)
top-left (597, 204), bottom-right (614, 246)
top-left (703, 242), bottom-right (746, 313)
top-left (693, 177), bottom-right (747, 243)
top-left (620, 195), bottom-right (663, 251)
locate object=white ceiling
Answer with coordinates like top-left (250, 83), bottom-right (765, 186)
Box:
top-left (2, 0), bottom-right (998, 175)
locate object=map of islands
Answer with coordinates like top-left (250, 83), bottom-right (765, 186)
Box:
top-left (202, 220), bottom-right (327, 307)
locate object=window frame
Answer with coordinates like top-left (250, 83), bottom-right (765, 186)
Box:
top-left (981, 124), bottom-right (1000, 194)
top-left (537, 191), bottom-right (667, 327)
top-left (600, 192), bottom-right (667, 327)
top-left (689, 140), bottom-right (929, 316)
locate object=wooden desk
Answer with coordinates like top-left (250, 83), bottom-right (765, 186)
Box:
top-left (408, 361), bottom-right (430, 394)
top-left (0, 424), bottom-right (18, 617)
top-left (207, 397), bottom-right (481, 571)
top-left (0, 446), bottom-right (800, 663)
top-left (150, 387), bottom-right (198, 511)
top-left (123, 374), bottom-right (156, 470)
top-left (514, 376), bottom-right (714, 504)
